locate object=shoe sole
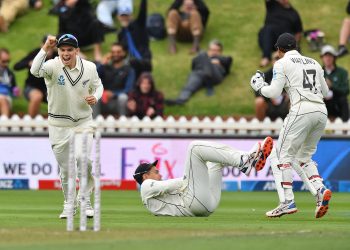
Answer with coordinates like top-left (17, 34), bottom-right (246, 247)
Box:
top-left (316, 189), bottom-right (332, 219)
top-left (255, 137), bottom-right (273, 171)
top-left (266, 208), bottom-right (298, 218)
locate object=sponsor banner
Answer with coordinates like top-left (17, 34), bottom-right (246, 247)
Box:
top-left (0, 137), bottom-right (349, 190)
top-left (38, 179), bottom-right (137, 190)
top-left (338, 181), bottom-right (350, 192)
top-left (0, 179), bottom-right (29, 189)
top-left (241, 181), bottom-right (309, 192)
top-left (222, 181), bottom-right (238, 191)
top-left (240, 180), bottom-right (341, 192)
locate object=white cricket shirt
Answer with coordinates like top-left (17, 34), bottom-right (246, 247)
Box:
top-left (261, 50), bottom-right (329, 114)
top-left (30, 49), bottom-right (103, 127)
top-left (140, 178), bottom-right (194, 216)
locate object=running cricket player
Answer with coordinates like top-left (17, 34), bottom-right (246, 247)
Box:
top-left (133, 137), bottom-right (273, 216)
top-left (250, 33), bottom-right (332, 218)
top-left (30, 34), bottom-right (103, 219)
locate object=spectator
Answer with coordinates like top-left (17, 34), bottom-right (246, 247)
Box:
top-left (0, 0), bottom-right (42, 32)
top-left (13, 36), bottom-right (58, 118)
top-left (93, 42), bottom-right (135, 117)
top-left (321, 45), bottom-right (349, 122)
top-left (254, 52), bottom-right (290, 121)
top-left (117, 0), bottom-right (152, 79)
top-left (0, 48), bottom-right (18, 117)
top-left (258, 0), bottom-right (303, 67)
top-left (127, 72), bottom-right (164, 119)
top-left (337, 1), bottom-right (350, 57)
top-left (166, 0), bottom-right (210, 54)
top-left (165, 39), bottom-right (232, 105)
top-left (96, 0), bottom-right (133, 33)
top-left (58, 0), bottom-right (104, 62)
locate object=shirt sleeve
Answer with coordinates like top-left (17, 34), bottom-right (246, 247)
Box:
top-left (260, 60), bottom-right (286, 98)
top-left (90, 64), bottom-right (104, 101)
top-left (141, 178), bottom-right (184, 198)
top-left (30, 49), bottom-right (54, 80)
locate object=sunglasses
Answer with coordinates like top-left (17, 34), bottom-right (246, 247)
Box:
top-left (57, 34), bottom-right (78, 44)
top-left (0, 60), bottom-right (10, 64)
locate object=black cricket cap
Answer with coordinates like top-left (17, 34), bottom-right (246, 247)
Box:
top-left (275, 33), bottom-right (296, 51)
top-left (57, 34), bottom-right (79, 48)
top-left (133, 160), bottom-right (158, 185)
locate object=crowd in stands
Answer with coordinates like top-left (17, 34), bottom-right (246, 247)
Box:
top-left (0, 0), bottom-right (349, 122)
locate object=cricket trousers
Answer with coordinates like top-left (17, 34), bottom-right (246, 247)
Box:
top-left (49, 120), bottom-right (95, 202)
top-left (181, 140), bottom-right (244, 216)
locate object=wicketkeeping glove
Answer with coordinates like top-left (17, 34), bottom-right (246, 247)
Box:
top-left (250, 70), bottom-right (266, 93)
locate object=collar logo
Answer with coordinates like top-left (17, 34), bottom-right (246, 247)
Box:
top-left (58, 75), bottom-right (65, 85)
top-left (82, 79), bottom-right (89, 88)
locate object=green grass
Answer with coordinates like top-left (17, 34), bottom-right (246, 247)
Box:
top-left (1, 0), bottom-right (350, 116)
top-left (0, 191), bottom-right (349, 250)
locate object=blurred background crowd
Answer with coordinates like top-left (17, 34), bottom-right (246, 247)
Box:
top-left (0, 0), bottom-right (349, 121)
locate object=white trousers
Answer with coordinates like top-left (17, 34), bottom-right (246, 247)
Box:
top-left (181, 141), bottom-right (244, 216)
top-left (269, 103), bottom-right (327, 202)
top-left (271, 104), bottom-right (327, 164)
top-left (49, 120), bottom-right (95, 202)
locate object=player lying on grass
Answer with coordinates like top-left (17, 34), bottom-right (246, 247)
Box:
top-left (250, 33), bottom-right (332, 219)
top-left (133, 137), bottom-right (273, 216)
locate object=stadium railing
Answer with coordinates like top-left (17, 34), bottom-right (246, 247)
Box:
top-left (0, 114), bottom-right (349, 137)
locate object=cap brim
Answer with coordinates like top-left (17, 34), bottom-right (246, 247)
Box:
top-left (57, 42), bottom-right (78, 48)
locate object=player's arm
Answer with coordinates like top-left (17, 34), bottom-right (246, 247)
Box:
top-left (30, 35), bottom-right (56, 80)
top-left (141, 178), bottom-right (184, 198)
top-left (85, 64), bottom-right (104, 105)
top-left (250, 61), bottom-right (285, 98)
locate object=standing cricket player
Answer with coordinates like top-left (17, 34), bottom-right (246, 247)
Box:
top-left (30, 34), bottom-right (103, 219)
top-left (250, 33), bottom-right (332, 218)
top-left (133, 137), bottom-right (273, 216)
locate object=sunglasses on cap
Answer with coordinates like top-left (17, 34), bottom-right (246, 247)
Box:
top-left (58, 34), bottom-right (78, 43)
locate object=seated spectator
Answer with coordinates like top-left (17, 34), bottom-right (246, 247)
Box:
top-left (0, 0), bottom-right (42, 32)
top-left (0, 48), bottom-right (18, 117)
top-left (166, 0), bottom-right (210, 54)
top-left (321, 45), bottom-right (349, 121)
top-left (96, 0), bottom-right (133, 33)
top-left (258, 0), bottom-right (303, 67)
top-left (127, 72), bottom-right (164, 119)
top-left (13, 36), bottom-right (57, 118)
top-left (254, 53), bottom-right (290, 121)
top-left (337, 1), bottom-right (350, 57)
top-left (58, 0), bottom-right (104, 62)
top-left (117, 0), bottom-right (152, 79)
top-left (93, 42), bottom-right (135, 117)
top-left (165, 39), bottom-right (232, 105)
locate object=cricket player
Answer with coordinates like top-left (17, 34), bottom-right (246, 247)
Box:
top-left (30, 34), bottom-right (103, 219)
top-left (133, 137), bottom-right (273, 216)
top-left (250, 33), bottom-right (332, 218)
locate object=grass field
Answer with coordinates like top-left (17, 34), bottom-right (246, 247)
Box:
top-left (0, 0), bottom-right (350, 116)
top-left (0, 190), bottom-right (349, 250)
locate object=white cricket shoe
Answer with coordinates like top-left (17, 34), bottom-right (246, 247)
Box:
top-left (266, 200), bottom-right (298, 218)
top-left (76, 198), bottom-right (94, 218)
top-left (239, 136), bottom-right (273, 175)
top-left (85, 199), bottom-right (94, 218)
top-left (315, 187), bottom-right (332, 219)
top-left (59, 201), bottom-right (76, 219)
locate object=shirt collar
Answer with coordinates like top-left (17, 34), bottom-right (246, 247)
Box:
top-left (285, 50), bottom-right (300, 56)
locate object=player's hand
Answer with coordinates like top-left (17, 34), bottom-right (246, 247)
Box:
top-left (85, 95), bottom-right (97, 106)
top-left (250, 70), bottom-right (266, 92)
top-left (42, 35), bottom-right (57, 52)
